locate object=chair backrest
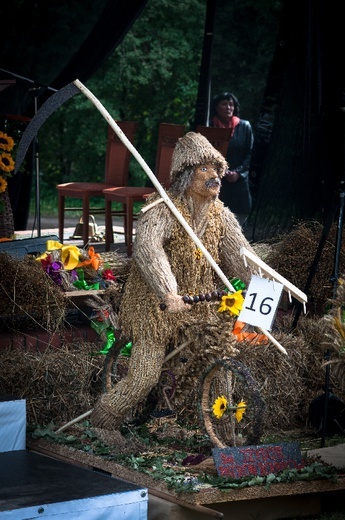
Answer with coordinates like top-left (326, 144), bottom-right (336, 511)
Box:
top-left (105, 121), bottom-right (138, 185)
top-left (155, 123), bottom-right (185, 188)
top-left (195, 126), bottom-right (232, 157)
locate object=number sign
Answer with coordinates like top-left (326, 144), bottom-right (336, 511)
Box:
top-left (238, 275), bottom-right (283, 330)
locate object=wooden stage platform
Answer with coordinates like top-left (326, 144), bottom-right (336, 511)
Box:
top-left (26, 438), bottom-right (345, 520)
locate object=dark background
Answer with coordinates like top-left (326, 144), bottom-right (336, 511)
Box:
top-left (0, 0), bottom-right (344, 241)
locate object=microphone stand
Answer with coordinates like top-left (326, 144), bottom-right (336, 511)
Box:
top-left (0, 68), bottom-right (56, 236)
top-left (31, 87), bottom-right (41, 236)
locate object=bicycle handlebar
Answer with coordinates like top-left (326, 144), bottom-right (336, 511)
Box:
top-left (159, 290), bottom-right (229, 311)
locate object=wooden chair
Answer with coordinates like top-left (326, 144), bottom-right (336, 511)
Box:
top-left (57, 121), bottom-right (138, 246)
top-left (103, 123), bottom-right (185, 256)
top-left (195, 126), bottom-right (232, 157)
top-left (153, 123), bottom-right (186, 188)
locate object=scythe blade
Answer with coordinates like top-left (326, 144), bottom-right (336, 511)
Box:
top-left (14, 82), bottom-right (80, 174)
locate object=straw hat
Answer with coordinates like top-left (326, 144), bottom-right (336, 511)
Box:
top-left (170, 132), bottom-right (228, 183)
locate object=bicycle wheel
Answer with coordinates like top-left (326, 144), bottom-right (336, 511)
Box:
top-left (198, 357), bottom-right (265, 448)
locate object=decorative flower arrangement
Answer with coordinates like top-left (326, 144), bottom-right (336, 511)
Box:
top-left (0, 131), bottom-right (15, 213)
top-left (36, 240), bottom-right (117, 291)
top-left (212, 395), bottom-right (247, 422)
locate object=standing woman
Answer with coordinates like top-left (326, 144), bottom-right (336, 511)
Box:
top-left (210, 92), bottom-right (254, 227)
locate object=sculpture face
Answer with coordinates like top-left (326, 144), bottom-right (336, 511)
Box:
top-left (189, 162), bottom-right (221, 200)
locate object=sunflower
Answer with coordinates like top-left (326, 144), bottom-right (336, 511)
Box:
top-left (218, 290), bottom-right (244, 316)
top-left (234, 400), bottom-right (247, 422)
top-left (0, 176), bottom-right (8, 194)
top-left (212, 395), bottom-right (228, 419)
top-left (0, 152), bottom-right (15, 173)
top-left (0, 132), bottom-right (14, 152)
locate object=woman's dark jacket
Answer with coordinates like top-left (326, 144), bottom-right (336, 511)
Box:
top-left (217, 119), bottom-right (254, 215)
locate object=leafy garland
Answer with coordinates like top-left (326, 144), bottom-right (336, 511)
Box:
top-left (30, 424), bottom-right (339, 494)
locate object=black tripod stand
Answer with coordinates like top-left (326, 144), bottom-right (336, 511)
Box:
top-left (319, 184), bottom-right (345, 447)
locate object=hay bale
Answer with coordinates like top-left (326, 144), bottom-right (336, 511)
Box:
top-left (0, 253), bottom-right (67, 331)
top-left (1, 316), bottom-right (344, 435)
top-left (265, 220), bottom-right (345, 313)
top-left (0, 341), bottom-right (104, 426)
top-left (0, 250), bottom-right (132, 427)
top-left (1, 224), bottom-right (345, 438)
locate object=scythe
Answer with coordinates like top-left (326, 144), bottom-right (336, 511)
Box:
top-left (15, 79), bottom-right (307, 354)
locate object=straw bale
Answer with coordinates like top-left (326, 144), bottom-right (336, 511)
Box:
top-left (318, 278), bottom-right (345, 392)
top-left (265, 220), bottom-right (345, 313)
top-left (0, 341), bottom-right (104, 426)
top-left (147, 311), bottom-right (345, 434)
top-left (234, 312), bottom-right (345, 434)
top-left (1, 222), bottom-right (345, 438)
top-left (0, 252), bottom-right (66, 331)
top-left (1, 310), bottom-right (345, 436)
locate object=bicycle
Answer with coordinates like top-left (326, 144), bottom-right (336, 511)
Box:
top-left (102, 291), bottom-right (266, 449)
top-left (56, 248), bottom-right (307, 445)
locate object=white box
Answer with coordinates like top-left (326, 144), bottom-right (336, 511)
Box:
top-left (0, 450), bottom-right (148, 519)
top-left (0, 396), bottom-right (26, 452)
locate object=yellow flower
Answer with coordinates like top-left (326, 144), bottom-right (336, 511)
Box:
top-left (0, 176), bottom-right (7, 193)
top-left (0, 132), bottom-right (14, 152)
top-left (234, 400), bottom-right (247, 422)
top-left (212, 395), bottom-right (228, 419)
top-left (194, 247), bottom-right (203, 259)
top-left (0, 152), bottom-right (15, 173)
top-left (218, 290), bottom-right (244, 316)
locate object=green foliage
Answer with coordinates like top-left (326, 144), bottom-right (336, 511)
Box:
top-left (39, 0), bottom-right (206, 196)
top-left (211, 0), bottom-right (282, 123)
top-left (37, 0), bottom-right (282, 209)
top-left (31, 422), bottom-right (341, 496)
top-left (204, 461), bottom-right (338, 491)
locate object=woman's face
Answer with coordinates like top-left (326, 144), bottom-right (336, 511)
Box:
top-left (215, 98), bottom-right (234, 123)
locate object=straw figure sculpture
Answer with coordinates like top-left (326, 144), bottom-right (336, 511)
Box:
top-left (90, 132), bottom-right (261, 431)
